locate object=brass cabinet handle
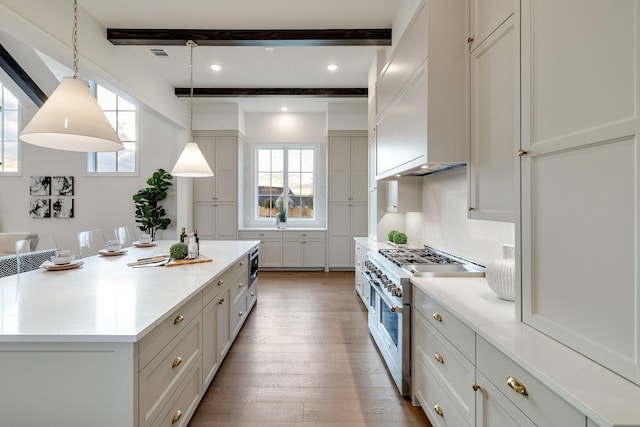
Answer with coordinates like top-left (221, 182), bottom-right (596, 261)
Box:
top-left (218, 280), bottom-right (224, 286)
top-left (506, 376), bottom-right (528, 396)
top-left (434, 404), bottom-right (444, 417)
top-left (239, 282), bottom-right (244, 288)
top-left (434, 353), bottom-right (444, 364)
top-left (173, 315), bottom-right (184, 325)
top-left (238, 311), bottom-right (244, 316)
top-left (432, 312), bottom-right (442, 322)
top-left (240, 261), bottom-right (245, 266)
top-left (251, 293), bottom-right (255, 297)
top-left (172, 410), bottom-right (182, 424)
top-left (218, 298), bottom-right (225, 304)
top-left (468, 207), bottom-right (475, 211)
top-left (172, 357), bottom-right (182, 368)
top-left (472, 383), bottom-right (481, 391)
top-left (467, 36), bottom-right (474, 43)
top-left (517, 148), bottom-right (528, 157)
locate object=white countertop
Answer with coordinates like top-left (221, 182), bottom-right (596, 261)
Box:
top-left (411, 277), bottom-right (640, 427)
top-left (0, 240), bottom-right (258, 343)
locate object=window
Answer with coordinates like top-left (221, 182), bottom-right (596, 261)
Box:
top-left (87, 83), bottom-right (137, 173)
top-left (0, 84), bottom-right (19, 173)
top-left (257, 147), bottom-right (315, 221)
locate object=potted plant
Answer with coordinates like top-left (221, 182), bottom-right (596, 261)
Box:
top-left (277, 207), bottom-right (287, 229)
top-left (133, 168), bottom-right (173, 241)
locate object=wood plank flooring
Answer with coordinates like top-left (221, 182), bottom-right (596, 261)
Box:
top-left (188, 271), bottom-right (433, 427)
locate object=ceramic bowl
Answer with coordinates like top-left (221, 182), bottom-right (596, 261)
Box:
top-left (51, 254), bottom-right (74, 265)
top-left (105, 240), bottom-right (123, 252)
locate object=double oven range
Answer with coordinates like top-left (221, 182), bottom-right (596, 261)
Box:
top-left (362, 246), bottom-right (485, 396)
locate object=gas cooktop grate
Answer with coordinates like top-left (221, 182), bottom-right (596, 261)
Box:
top-left (378, 248), bottom-right (462, 267)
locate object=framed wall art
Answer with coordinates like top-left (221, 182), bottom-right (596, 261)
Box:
top-left (29, 198), bottom-right (51, 218)
top-left (52, 198), bottom-right (74, 218)
top-left (30, 176), bottom-right (51, 196)
top-left (52, 176), bottom-right (74, 196)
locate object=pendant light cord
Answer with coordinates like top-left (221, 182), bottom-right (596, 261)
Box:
top-left (187, 40), bottom-right (197, 143)
top-left (72, 0), bottom-right (79, 78)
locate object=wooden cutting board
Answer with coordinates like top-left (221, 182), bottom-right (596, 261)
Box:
top-left (165, 255), bottom-right (212, 267)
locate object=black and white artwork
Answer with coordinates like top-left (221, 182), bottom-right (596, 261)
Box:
top-left (29, 198), bottom-right (51, 218)
top-left (52, 176), bottom-right (74, 196)
top-left (52, 198), bottom-right (74, 218)
top-left (30, 176), bottom-right (51, 196)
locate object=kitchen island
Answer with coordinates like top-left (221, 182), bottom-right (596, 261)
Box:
top-left (0, 240), bottom-right (259, 427)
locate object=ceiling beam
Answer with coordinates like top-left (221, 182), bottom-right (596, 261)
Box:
top-left (0, 43), bottom-right (47, 107)
top-left (174, 87), bottom-right (368, 98)
top-left (107, 28), bottom-right (391, 46)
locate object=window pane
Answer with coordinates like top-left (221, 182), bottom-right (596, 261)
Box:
top-left (97, 86), bottom-right (117, 110)
top-left (2, 140), bottom-right (18, 172)
top-left (118, 96), bottom-right (135, 111)
top-left (117, 111), bottom-right (136, 141)
top-left (301, 149), bottom-right (314, 172)
top-left (4, 111), bottom-right (18, 140)
top-left (103, 111), bottom-right (117, 132)
top-left (118, 143), bottom-right (136, 172)
top-left (289, 149), bottom-right (301, 172)
top-left (96, 152), bottom-right (117, 172)
top-left (258, 149), bottom-right (271, 171)
top-left (272, 150), bottom-right (284, 172)
top-left (3, 87), bottom-right (18, 110)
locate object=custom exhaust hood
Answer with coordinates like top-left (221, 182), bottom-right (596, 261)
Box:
top-left (377, 162), bottom-right (466, 180)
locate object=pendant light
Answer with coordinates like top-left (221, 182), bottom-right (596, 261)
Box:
top-left (170, 40), bottom-right (213, 177)
top-left (19, 0), bottom-right (124, 152)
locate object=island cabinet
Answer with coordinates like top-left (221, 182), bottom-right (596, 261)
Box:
top-left (467, 0), bottom-right (518, 222)
top-left (0, 241), bottom-right (258, 427)
top-left (375, 0), bottom-right (467, 180)
top-left (354, 238), bottom-right (370, 307)
top-left (519, 0), bottom-right (640, 385)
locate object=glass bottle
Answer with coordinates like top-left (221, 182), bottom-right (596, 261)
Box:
top-left (180, 227), bottom-right (186, 243)
top-left (193, 228), bottom-right (200, 258)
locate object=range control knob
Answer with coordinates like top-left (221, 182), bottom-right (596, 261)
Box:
top-left (392, 288), bottom-right (403, 297)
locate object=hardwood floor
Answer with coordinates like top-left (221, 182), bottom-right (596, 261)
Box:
top-left (188, 271), bottom-right (433, 427)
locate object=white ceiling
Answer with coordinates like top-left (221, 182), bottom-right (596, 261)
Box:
top-left (78, 0), bottom-right (400, 113)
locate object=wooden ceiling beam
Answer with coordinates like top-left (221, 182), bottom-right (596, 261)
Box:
top-left (174, 87), bottom-right (367, 97)
top-left (0, 43), bottom-right (47, 106)
top-left (107, 28), bottom-right (391, 46)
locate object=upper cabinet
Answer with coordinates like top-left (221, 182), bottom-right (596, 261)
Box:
top-left (467, 0), bottom-right (518, 222)
top-left (329, 135), bottom-right (368, 204)
top-left (519, 0), bottom-right (640, 385)
top-left (375, 0), bottom-right (467, 180)
top-left (193, 135), bottom-right (237, 203)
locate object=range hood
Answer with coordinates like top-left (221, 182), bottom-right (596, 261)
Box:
top-left (377, 162), bottom-right (466, 181)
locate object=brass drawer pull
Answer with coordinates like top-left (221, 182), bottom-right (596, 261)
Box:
top-left (238, 311), bottom-right (243, 316)
top-left (432, 312), bottom-right (442, 322)
top-left (472, 383), bottom-right (481, 391)
top-left (172, 410), bottom-right (182, 424)
top-left (506, 376), bottom-right (528, 396)
top-left (434, 353), bottom-right (444, 364)
top-left (240, 261), bottom-right (245, 266)
top-left (172, 357), bottom-right (182, 368)
top-left (218, 280), bottom-right (224, 286)
top-left (218, 298), bottom-right (225, 304)
top-left (517, 148), bottom-right (528, 157)
top-left (173, 315), bottom-right (184, 325)
top-left (238, 283), bottom-right (244, 288)
top-left (434, 404), bottom-right (443, 417)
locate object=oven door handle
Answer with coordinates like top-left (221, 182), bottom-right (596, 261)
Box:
top-left (370, 281), bottom-right (403, 313)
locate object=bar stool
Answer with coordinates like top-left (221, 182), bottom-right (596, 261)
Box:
top-left (77, 230), bottom-right (106, 258)
top-left (114, 226), bottom-right (136, 247)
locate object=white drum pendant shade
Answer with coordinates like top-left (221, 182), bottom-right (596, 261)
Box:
top-left (20, 77), bottom-right (124, 152)
top-left (171, 142), bottom-right (213, 177)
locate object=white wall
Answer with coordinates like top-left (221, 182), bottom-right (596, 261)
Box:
top-left (417, 167), bottom-right (515, 266)
top-left (0, 106), bottom-right (181, 256)
top-left (327, 102), bottom-right (367, 131)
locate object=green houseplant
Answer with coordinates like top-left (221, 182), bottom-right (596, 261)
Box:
top-left (133, 168), bottom-right (173, 241)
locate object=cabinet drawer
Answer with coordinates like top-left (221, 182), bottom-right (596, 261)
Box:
top-left (139, 315), bottom-right (202, 427)
top-left (413, 289), bottom-right (475, 362)
top-left (203, 256), bottom-right (247, 305)
top-left (246, 283), bottom-right (257, 310)
top-left (231, 274), bottom-right (249, 304)
top-left (285, 231), bottom-right (325, 240)
top-left (231, 290), bottom-right (248, 338)
top-left (139, 294), bottom-right (202, 370)
top-left (476, 336), bottom-right (584, 427)
top-left (415, 312), bottom-right (475, 425)
top-left (151, 358), bottom-right (202, 427)
top-left (238, 230), bottom-right (282, 240)
top-left (414, 355), bottom-right (469, 427)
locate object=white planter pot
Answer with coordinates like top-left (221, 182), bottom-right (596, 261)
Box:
top-left (486, 244), bottom-right (515, 301)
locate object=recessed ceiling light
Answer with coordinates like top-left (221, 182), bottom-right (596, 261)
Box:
top-left (280, 106), bottom-right (289, 112)
top-left (327, 64), bottom-right (338, 72)
top-left (210, 64), bottom-right (222, 72)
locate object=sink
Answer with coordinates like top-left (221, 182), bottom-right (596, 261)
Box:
top-left (403, 263), bottom-right (485, 278)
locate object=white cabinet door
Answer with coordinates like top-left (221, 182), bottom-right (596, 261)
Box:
top-left (214, 137), bottom-right (237, 203)
top-left (283, 240), bottom-right (304, 267)
top-left (469, 0), bottom-right (514, 52)
top-left (193, 137), bottom-right (216, 202)
top-left (350, 136), bottom-right (368, 203)
top-left (468, 13), bottom-right (517, 222)
top-left (329, 137), bottom-right (352, 203)
top-left (303, 240), bottom-right (325, 267)
top-left (214, 203), bottom-right (237, 240)
top-left (520, 0), bottom-right (640, 383)
top-left (328, 204), bottom-right (351, 268)
top-left (260, 239), bottom-right (283, 267)
top-left (216, 288), bottom-right (231, 362)
top-left (475, 372), bottom-right (536, 427)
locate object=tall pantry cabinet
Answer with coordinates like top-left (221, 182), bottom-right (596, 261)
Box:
top-left (519, 0), bottom-right (640, 385)
top-left (328, 132), bottom-right (368, 268)
top-left (192, 132), bottom-right (238, 240)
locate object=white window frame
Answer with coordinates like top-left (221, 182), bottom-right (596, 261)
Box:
top-left (253, 144), bottom-right (317, 225)
top-left (86, 82), bottom-right (139, 176)
top-left (0, 82), bottom-right (21, 176)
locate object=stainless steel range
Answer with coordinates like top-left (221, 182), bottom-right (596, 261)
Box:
top-left (363, 246), bottom-right (485, 397)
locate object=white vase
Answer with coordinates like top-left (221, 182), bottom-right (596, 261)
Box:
top-left (486, 244), bottom-right (516, 301)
